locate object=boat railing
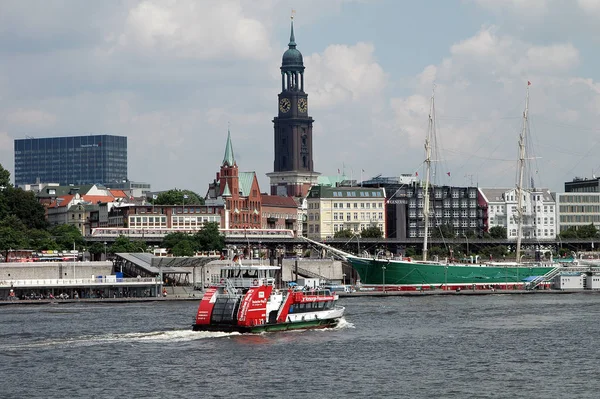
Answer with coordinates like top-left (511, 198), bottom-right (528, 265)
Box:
top-left (526, 267), bottom-right (562, 290)
top-left (215, 277), bottom-right (276, 288)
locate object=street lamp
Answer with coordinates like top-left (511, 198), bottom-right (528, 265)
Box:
top-left (342, 273), bottom-right (346, 285)
top-left (462, 233), bottom-right (469, 259)
top-left (104, 241), bottom-right (107, 260)
top-left (382, 264), bottom-right (387, 293)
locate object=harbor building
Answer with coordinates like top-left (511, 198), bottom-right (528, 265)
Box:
top-left (479, 188), bottom-right (557, 239)
top-left (305, 185), bottom-right (386, 240)
top-left (267, 18), bottom-right (320, 197)
top-left (14, 135), bottom-right (127, 187)
top-left (555, 192), bottom-right (600, 232)
top-left (565, 176), bottom-right (600, 192)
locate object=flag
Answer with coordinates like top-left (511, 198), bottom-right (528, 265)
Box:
top-left (152, 194), bottom-right (157, 200)
top-left (415, 172), bottom-right (419, 177)
top-left (337, 168), bottom-right (340, 174)
top-left (447, 172), bottom-right (451, 177)
top-left (183, 194), bottom-right (189, 199)
top-left (528, 81), bottom-right (531, 86)
top-left (362, 169), bottom-right (365, 172)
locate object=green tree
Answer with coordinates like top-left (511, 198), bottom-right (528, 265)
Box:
top-left (152, 189), bottom-right (204, 205)
top-left (334, 229), bottom-right (354, 238)
top-left (559, 226), bottom-right (577, 239)
top-left (109, 235), bottom-right (147, 254)
top-left (431, 224), bottom-right (456, 239)
top-left (28, 229), bottom-right (59, 251)
top-left (50, 224), bottom-right (86, 251)
top-left (87, 242), bottom-right (106, 261)
top-left (162, 232), bottom-right (196, 254)
top-left (0, 163), bottom-right (11, 188)
top-left (0, 186), bottom-right (47, 229)
top-left (0, 216), bottom-right (28, 261)
top-left (360, 226), bottom-right (383, 238)
top-left (195, 222), bottom-right (225, 251)
top-left (172, 240), bottom-right (195, 257)
top-left (488, 226), bottom-right (507, 239)
top-left (577, 224), bottom-right (598, 239)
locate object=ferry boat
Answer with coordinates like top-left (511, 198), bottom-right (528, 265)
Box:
top-left (192, 263), bottom-right (345, 333)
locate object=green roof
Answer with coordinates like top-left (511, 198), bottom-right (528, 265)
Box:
top-left (222, 129), bottom-right (235, 167)
top-left (238, 172), bottom-right (255, 196)
top-left (308, 185), bottom-right (385, 199)
top-left (36, 184), bottom-right (95, 198)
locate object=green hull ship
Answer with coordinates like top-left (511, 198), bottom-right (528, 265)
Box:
top-left (346, 257), bottom-right (556, 290)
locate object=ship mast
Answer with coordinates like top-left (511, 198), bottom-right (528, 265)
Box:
top-left (515, 84), bottom-right (530, 263)
top-left (422, 89), bottom-right (435, 262)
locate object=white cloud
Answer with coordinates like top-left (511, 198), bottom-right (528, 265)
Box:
top-left (469, 0), bottom-right (550, 13)
top-left (3, 109), bottom-right (57, 129)
top-left (113, 0), bottom-right (272, 60)
top-left (304, 42), bottom-right (386, 108)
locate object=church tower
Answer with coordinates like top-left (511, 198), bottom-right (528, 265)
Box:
top-left (267, 17), bottom-right (320, 197)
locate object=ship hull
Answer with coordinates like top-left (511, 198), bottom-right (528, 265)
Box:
top-left (347, 257), bottom-right (555, 288)
top-left (192, 317), bottom-right (340, 333)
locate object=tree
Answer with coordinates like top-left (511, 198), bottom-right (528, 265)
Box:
top-left (488, 226), bottom-right (507, 239)
top-left (28, 229), bottom-right (59, 251)
top-left (195, 222), bottom-right (225, 251)
top-left (577, 224), bottom-right (598, 239)
top-left (334, 229), bottom-right (354, 238)
top-left (0, 163), bottom-right (11, 188)
top-left (360, 226), bottom-right (383, 238)
top-left (152, 189), bottom-right (204, 205)
top-left (0, 186), bottom-right (47, 229)
top-left (559, 226), bottom-right (577, 239)
top-left (109, 236), bottom-right (147, 254)
top-left (87, 242), bottom-right (106, 261)
top-left (0, 216), bottom-right (28, 261)
top-left (172, 240), bottom-right (195, 257)
top-left (50, 224), bottom-right (86, 251)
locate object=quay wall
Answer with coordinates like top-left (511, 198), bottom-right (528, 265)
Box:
top-left (0, 261), bottom-right (113, 281)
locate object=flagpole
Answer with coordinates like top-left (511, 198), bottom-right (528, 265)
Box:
top-left (360, 169), bottom-right (363, 187)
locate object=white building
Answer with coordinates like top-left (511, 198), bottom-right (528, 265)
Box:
top-left (305, 185), bottom-right (386, 240)
top-left (553, 273), bottom-right (584, 290)
top-left (479, 188), bottom-right (556, 239)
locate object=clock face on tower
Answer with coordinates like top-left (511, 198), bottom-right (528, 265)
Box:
top-left (298, 98), bottom-right (307, 113)
top-left (279, 98), bottom-right (291, 113)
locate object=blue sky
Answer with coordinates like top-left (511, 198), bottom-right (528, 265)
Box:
top-left (2, 0), bottom-right (600, 194)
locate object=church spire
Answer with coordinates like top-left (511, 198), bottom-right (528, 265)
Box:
top-left (288, 19), bottom-right (296, 48)
top-left (222, 129), bottom-right (235, 167)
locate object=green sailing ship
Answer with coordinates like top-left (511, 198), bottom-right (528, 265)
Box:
top-left (316, 84), bottom-right (560, 290)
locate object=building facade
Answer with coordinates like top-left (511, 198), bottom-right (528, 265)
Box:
top-left (480, 188), bottom-right (556, 239)
top-left (205, 130), bottom-right (262, 229)
top-left (305, 185), bottom-right (386, 240)
top-left (556, 192), bottom-right (600, 232)
top-left (14, 135), bottom-right (127, 187)
top-left (266, 19), bottom-right (319, 197)
top-left (260, 194), bottom-right (299, 233)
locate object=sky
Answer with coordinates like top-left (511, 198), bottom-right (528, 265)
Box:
top-left (2, 0), bottom-right (600, 195)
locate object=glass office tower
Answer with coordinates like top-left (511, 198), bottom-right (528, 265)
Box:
top-left (14, 135), bottom-right (127, 186)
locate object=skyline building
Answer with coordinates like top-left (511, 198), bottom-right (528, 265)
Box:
top-left (14, 135), bottom-right (127, 187)
top-left (267, 18), bottom-right (319, 197)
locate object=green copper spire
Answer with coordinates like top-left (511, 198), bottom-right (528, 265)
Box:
top-left (222, 129), bottom-right (235, 167)
top-left (288, 20), bottom-right (296, 48)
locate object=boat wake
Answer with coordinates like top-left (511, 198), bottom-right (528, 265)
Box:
top-left (1, 329), bottom-right (239, 351)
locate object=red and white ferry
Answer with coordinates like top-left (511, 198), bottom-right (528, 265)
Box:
top-left (192, 263), bottom-right (345, 333)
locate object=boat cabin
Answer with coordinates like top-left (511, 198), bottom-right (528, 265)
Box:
top-left (219, 265), bottom-right (280, 288)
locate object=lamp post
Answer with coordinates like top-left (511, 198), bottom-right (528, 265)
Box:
top-left (382, 265), bottom-right (387, 293)
top-left (342, 273), bottom-right (346, 286)
top-left (462, 233), bottom-right (469, 259)
top-left (103, 241), bottom-right (107, 260)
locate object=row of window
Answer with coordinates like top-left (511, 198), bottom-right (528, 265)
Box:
top-left (332, 212), bottom-right (383, 221)
top-left (333, 202), bottom-right (383, 209)
top-left (410, 210), bottom-right (477, 218)
top-left (332, 224), bottom-right (383, 233)
top-left (331, 191), bottom-right (383, 197)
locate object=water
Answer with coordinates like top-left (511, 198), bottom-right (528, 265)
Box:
top-left (2, 294), bottom-right (600, 398)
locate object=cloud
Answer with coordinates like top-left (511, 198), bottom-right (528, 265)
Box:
top-left (469, 0), bottom-right (550, 13)
top-left (112, 0), bottom-right (272, 60)
top-left (304, 42), bottom-right (386, 108)
top-left (3, 109), bottom-right (57, 129)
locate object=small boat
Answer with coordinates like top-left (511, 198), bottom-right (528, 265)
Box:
top-left (192, 262), bottom-right (345, 333)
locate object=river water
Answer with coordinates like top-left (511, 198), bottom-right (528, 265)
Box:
top-left (1, 293), bottom-right (599, 398)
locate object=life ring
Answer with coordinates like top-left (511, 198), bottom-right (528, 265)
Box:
top-left (253, 279), bottom-right (259, 286)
